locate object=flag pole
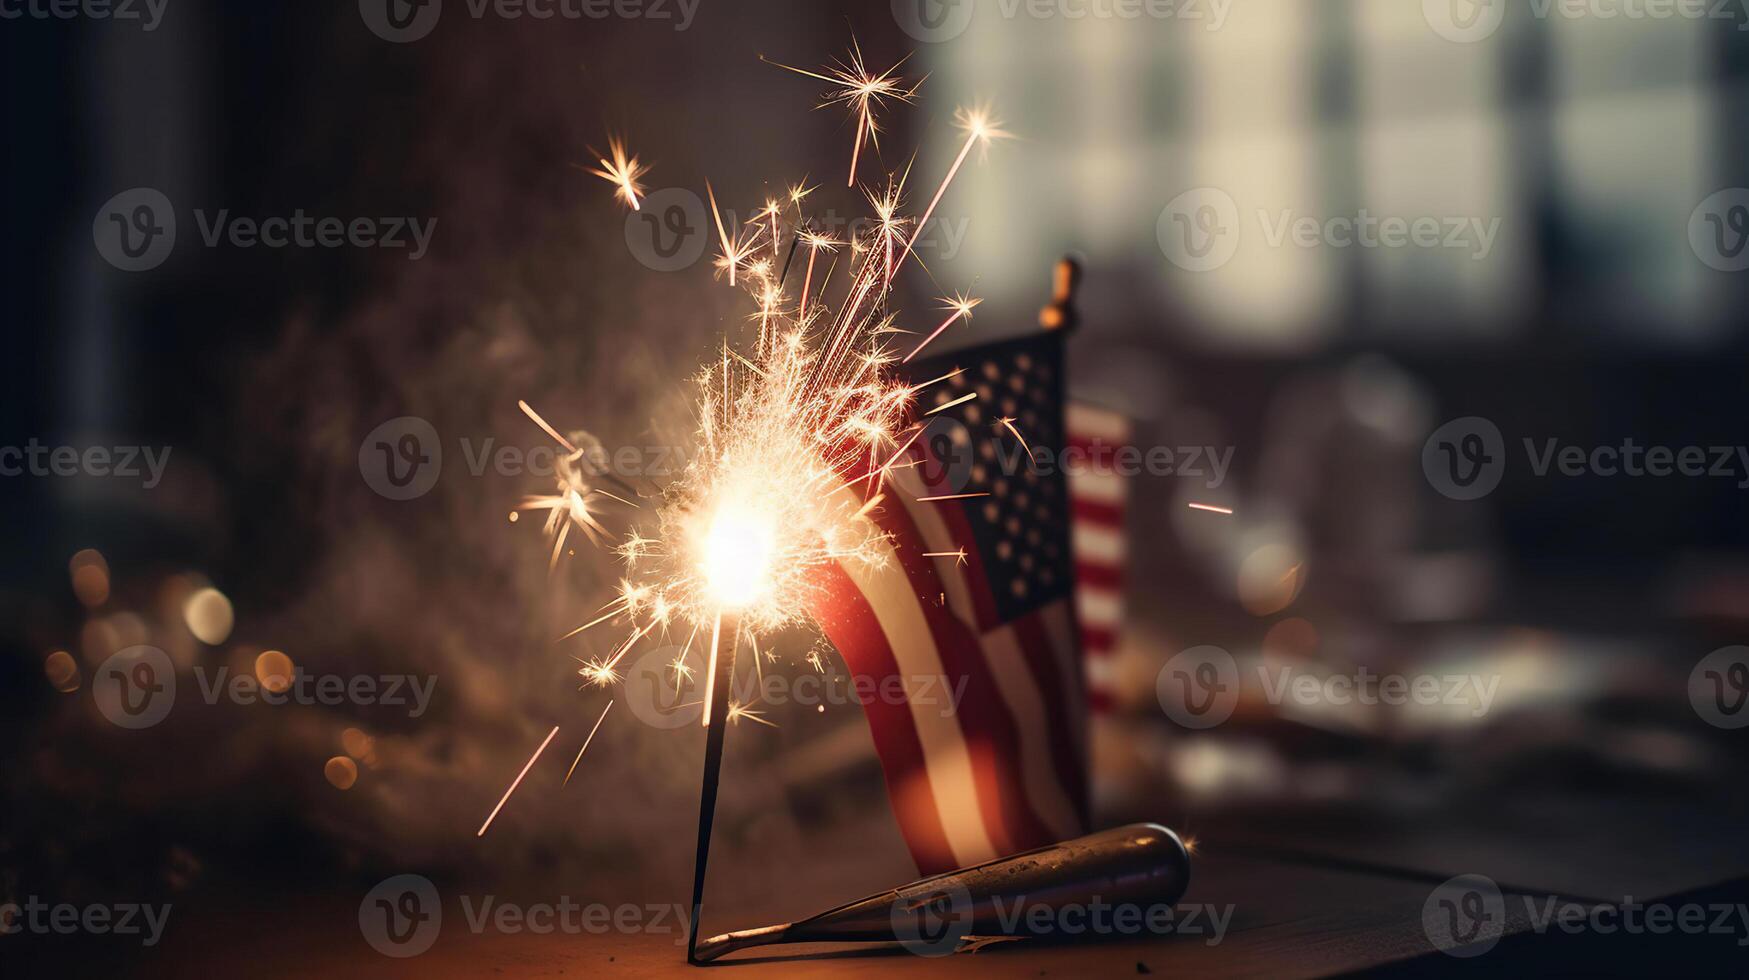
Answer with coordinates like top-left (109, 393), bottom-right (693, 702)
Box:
top-left (686, 609), bottom-right (738, 965)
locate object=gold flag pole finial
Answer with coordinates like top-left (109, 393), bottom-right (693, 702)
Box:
top-left (1038, 255), bottom-right (1082, 333)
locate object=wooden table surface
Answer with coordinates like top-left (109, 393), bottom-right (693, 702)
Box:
top-left (22, 844), bottom-right (1744, 978)
top-left (13, 779), bottom-right (1749, 976)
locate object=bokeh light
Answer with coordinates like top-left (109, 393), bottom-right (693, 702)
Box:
top-left (255, 650), bottom-right (295, 693)
top-left (184, 587), bottom-right (235, 645)
top-left (324, 756), bottom-right (359, 791)
top-left (69, 549), bottom-right (110, 608)
top-left (43, 650), bottom-right (81, 693)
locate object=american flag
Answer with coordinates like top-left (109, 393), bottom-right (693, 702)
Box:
top-left (1065, 402), bottom-right (1131, 713)
top-left (810, 328), bottom-right (1112, 875)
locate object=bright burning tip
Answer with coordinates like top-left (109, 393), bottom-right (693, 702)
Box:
top-left (701, 505), bottom-right (777, 609)
top-left (956, 104), bottom-right (1010, 147)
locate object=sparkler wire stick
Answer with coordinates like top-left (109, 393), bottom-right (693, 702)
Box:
top-left (686, 610), bottom-right (740, 964)
top-left (777, 228), bottom-right (802, 287)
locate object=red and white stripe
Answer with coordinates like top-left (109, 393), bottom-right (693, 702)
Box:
top-left (810, 462), bottom-right (1089, 875)
top-left (1066, 403), bottom-right (1130, 714)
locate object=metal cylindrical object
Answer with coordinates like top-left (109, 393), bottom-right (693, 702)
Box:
top-left (692, 822), bottom-right (1192, 962)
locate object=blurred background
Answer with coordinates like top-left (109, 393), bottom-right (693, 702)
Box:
top-left (4, 0), bottom-right (1749, 969)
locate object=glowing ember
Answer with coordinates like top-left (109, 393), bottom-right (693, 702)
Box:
top-left (582, 137), bottom-right (649, 211)
top-left (565, 701), bottom-right (614, 786)
top-left (905, 293), bottom-right (983, 363)
top-left (763, 44), bottom-right (919, 187)
top-left (478, 725), bottom-right (560, 838)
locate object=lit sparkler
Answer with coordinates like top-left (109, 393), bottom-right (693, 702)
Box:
top-left (505, 43), bottom-right (1008, 963)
